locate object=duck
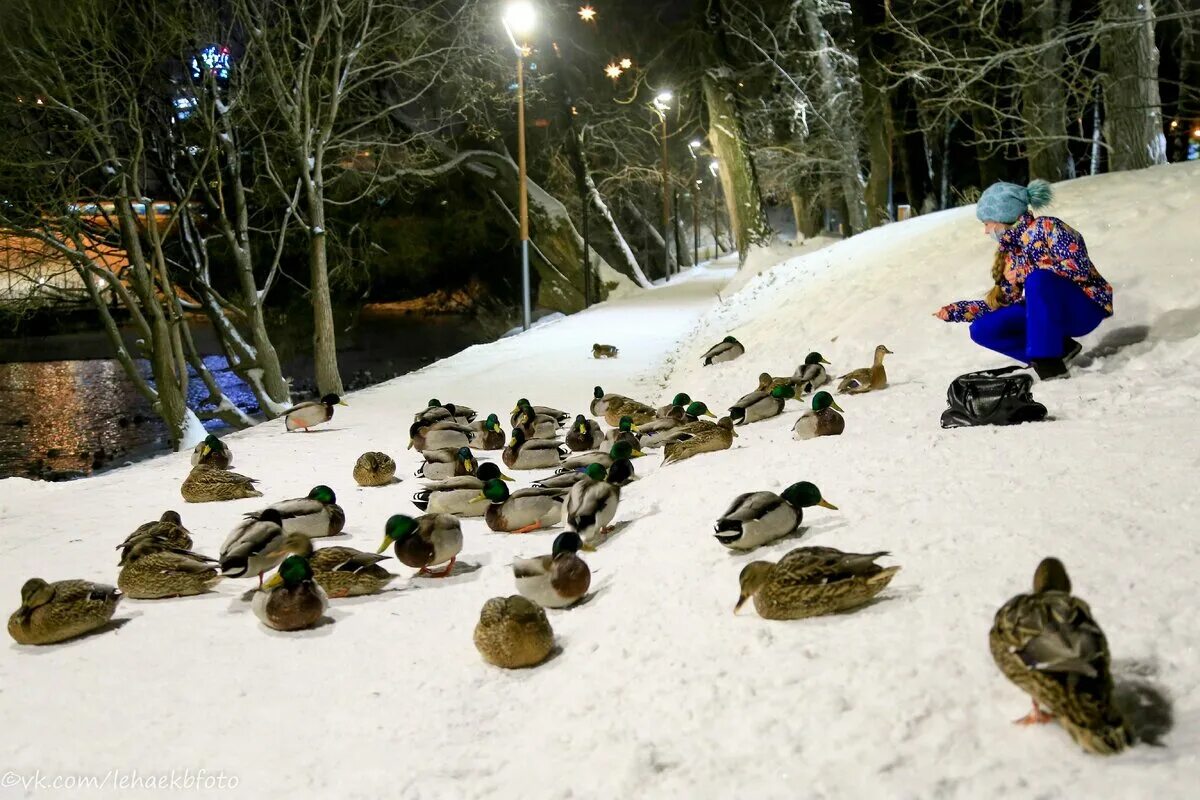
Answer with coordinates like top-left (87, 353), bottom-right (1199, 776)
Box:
top-left (190, 434), bottom-right (232, 469)
top-left (252, 555), bottom-right (328, 631)
top-left (514, 531), bottom-right (591, 608)
top-left (603, 397), bottom-right (656, 427)
top-left (590, 386), bottom-right (629, 418)
top-left (565, 414), bottom-right (604, 452)
top-left (181, 465), bottom-right (262, 503)
top-left (378, 513), bottom-right (463, 577)
top-left (413, 462), bottom-right (513, 517)
top-left (559, 440), bottom-right (641, 472)
top-left (735, 546), bottom-right (900, 620)
top-left (513, 407), bottom-right (561, 440)
top-left (117, 538), bottom-right (221, 599)
top-left (415, 446), bottom-right (477, 480)
top-left (755, 372), bottom-right (797, 394)
top-left (639, 401), bottom-right (716, 447)
top-left (353, 451), bottom-right (397, 487)
top-left (415, 399), bottom-right (477, 424)
top-left (702, 335), bottom-right (744, 365)
top-left (563, 464), bottom-right (621, 545)
top-left (279, 533), bottom-right (398, 597)
top-left (503, 428), bottom-right (567, 471)
top-left (511, 398), bottom-right (569, 427)
top-left (662, 417), bottom-right (738, 464)
top-left (603, 415), bottom-right (641, 449)
top-left (657, 392), bottom-right (692, 417)
top-left (121, 510), bottom-right (192, 551)
top-left (792, 391), bottom-right (845, 440)
top-left (592, 343), bottom-right (619, 359)
top-left (837, 345), bottom-right (892, 394)
top-left (8, 578), bottom-right (122, 645)
top-left (730, 384), bottom-right (795, 425)
top-left (792, 351), bottom-right (831, 394)
top-left (474, 595), bottom-right (555, 668)
top-left (989, 557), bottom-right (1131, 755)
top-left (284, 393), bottom-right (347, 432)
top-left (469, 414), bottom-right (507, 451)
top-left (409, 419), bottom-right (474, 451)
top-left (714, 481), bottom-right (838, 551)
top-left (219, 508), bottom-right (288, 587)
top-left (474, 478), bottom-right (566, 533)
top-left (536, 457), bottom-right (636, 489)
top-left (250, 485), bottom-right (345, 539)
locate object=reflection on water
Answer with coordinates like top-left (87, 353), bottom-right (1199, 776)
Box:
top-left (0, 312), bottom-right (493, 480)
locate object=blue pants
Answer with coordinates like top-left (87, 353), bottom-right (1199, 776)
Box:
top-left (969, 270), bottom-right (1106, 362)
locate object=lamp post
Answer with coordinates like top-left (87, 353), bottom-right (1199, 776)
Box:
top-left (503, 1), bottom-right (536, 330)
top-left (688, 139), bottom-right (702, 265)
top-left (653, 90), bottom-right (672, 282)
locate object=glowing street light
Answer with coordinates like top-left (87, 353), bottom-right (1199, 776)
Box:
top-left (653, 90), bottom-right (673, 112)
top-left (619, 57), bottom-right (632, 70)
top-left (578, 5), bottom-right (596, 21)
top-left (653, 90), bottom-right (673, 281)
top-left (501, 1), bottom-right (537, 331)
top-left (503, 1), bottom-right (536, 39)
top-left (604, 63), bottom-right (622, 80)
top-left (686, 140), bottom-right (704, 264)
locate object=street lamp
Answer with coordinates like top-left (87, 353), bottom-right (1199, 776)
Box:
top-left (653, 91), bottom-right (673, 282)
top-left (502, 1), bottom-right (536, 331)
top-left (687, 139), bottom-right (703, 265)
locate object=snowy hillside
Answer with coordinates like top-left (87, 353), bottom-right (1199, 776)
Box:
top-left (1, 162), bottom-right (1197, 799)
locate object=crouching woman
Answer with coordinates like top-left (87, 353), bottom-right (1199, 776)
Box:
top-left (935, 179), bottom-right (1113, 380)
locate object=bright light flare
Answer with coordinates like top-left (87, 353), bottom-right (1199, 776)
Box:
top-left (619, 58), bottom-right (632, 70)
top-left (653, 91), bottom-right (673, 111)
top-left (604, 63), bottom-right (622, 79)
top-left (578, 5), bottom-right (596, 21)
top-left (689, 139), bottom-right (702, 148)
top-left (503, 1), bottom-right (537, 36)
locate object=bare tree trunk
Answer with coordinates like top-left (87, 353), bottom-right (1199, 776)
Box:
top-left (307, 213), bottom-right (343, 396)
top-left (585, 172), bottom-right (653, 287)
top-left (703, 73), bottom-right (772, 262)
top-left (849, 0), bottom-right (893, 227)
top-left (1022, 0), bottom-right (1072, 180)
top-left (1101, 0), bottom-right (1168, 170)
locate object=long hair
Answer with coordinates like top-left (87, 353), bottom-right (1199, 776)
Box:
top-left (991, 248), bottom-right (1009, 285)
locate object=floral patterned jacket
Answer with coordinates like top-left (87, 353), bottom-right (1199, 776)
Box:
top-left (939, 213), bottom-right (1113, 323)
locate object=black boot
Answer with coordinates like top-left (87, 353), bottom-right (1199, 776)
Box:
top-left (1032, 358), bottom-right (1069, 381)
top-left (1062, 338), bottom-right (1083, 364)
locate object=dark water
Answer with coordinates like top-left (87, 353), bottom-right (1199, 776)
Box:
top-left (0, 310), bottom-right (494, 480)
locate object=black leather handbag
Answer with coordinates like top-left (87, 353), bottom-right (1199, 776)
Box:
top-left (940, 366), bottom-right (1047, 428)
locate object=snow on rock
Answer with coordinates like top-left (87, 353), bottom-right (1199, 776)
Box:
top-left (0, 163), bottom-right (1197, 798)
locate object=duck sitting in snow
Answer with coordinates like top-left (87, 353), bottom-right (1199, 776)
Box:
top-left (513, 531), bottom-right (591, 608)
top-left (353, 451), bottom-right (397, 487)
top-left (730, 384), bottom-right (795, 425)
top-left (250, 485), bottom-right (345, 539)
top-left (657, 392), bottom-right (692, 417)
top-left (989, 557), bottom-right (1130, 755)
top-left (469, 414), bottom-right (507, 451)
top-left (837, 345), bottom-right (892, 394)
top-left (473, 478), bottom-right (566, 533)
top-left (280, 532), bottom-right (397, 597)
top-left (121, 510), bottom-right (192, 552)
top-left (535, 458), bottom-right (637, 490)
top-left (565, 414), bottom-right (604, 452)
top-left (284, 393), bottom-right (346, 432)
top-left (590, 386), bottom-right (630, 418)
top-left (413, 462), bottom-right (512, 517)
top-left (702, 335), bottom-right (745, 365)
top-left (603, 396), bottom-right (657, 427)
top-left (735, 547), bottom-right (900, 620)
top-left (252, 555), bottom-right (328, 631)
top-left (503, 429), bottom-right (567, 471)
top-left (377, 513), bottom-right (463, 578)
top-left (662, 417), bottom-right (737, 464)
top-left (756, 372), bottom-right (797, 394)
top-left (511, 398), bottom-right (569, 427)
top-left (792, 352), bottom-right (831, 394)
top-left (592, 343), bottom-right (619, 359)
top-left (792, 392), bottom-right (845, 440)
top-left (563, 463), bottom-right (621, 545)
top-left (409, 419), bottom-right (474, 451)
top-left (416, 446), bottom-right (477, 480)
top-left (181, 465), bottom-right (262, 503)
top-left (415, 399), bottom-right (476, 425)
top-left (117, 537), bottom-right (221, 599)
top-left (559, 440), bottom-right (641, 472)
top-left (514, 407), bottom-right (561, 440)
top-left (8, 578), bottom-right (123, 645)
top-left (191, 434), bottom-right (232, 469)
top-left (474, 595), bottom-right (555, 669)
top-left (603, 415), bottom-right (641, 449)
top-left (638, 401), bottom-right (716, 447)
top-left (714, 481), bottom-right (837, 551)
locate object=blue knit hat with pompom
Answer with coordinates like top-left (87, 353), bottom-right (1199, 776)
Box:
top-left (976, 179), bottom-right (1054, 223)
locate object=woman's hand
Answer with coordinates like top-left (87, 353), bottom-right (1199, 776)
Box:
top-left (933, 307), bottom-right (950, 320)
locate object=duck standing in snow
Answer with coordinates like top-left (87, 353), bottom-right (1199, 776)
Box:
top-left (503, 428), bottom-right (567, 470)
top-left (513, 531), bottom-right (591, 608)
top-left (8, 578), bottom-right (122, 645)
top-left (117, 537), bottom-right (221, 599)
top-left (565, 414), bottom-right (604, 452)
top-left (251, 485), bottom-right (345, 538)
top-left (989, 557), bottom-right (1130, 754)
top-left (181, 465), bottom-right (262, 503)
top-left (735, 547), bottom-right (899, 620)
top-left (702, 335), bottom-right (745, 365)
top-left (563, 463), bottom-right (621, 545)
top-left (592, 343), bottom-right (619, 358)
top-left (353, 451), bottom-right (397, 487)
top-left (730, 384), bottom-right (795, 425)
top-left (414, 462), bottom-right (512, 517)
top-left (416, 446), bottom-right (477, 480)
top-left (837, 345), bottom-right (892, 394)
top-left (474, 595), bottom-right (555, 668)
top-left (474, 478), bottom-right (566, 533)
top-left (662, 417), bottom-right (737, 464)
top-left (284, 393), bottom-right (346, 432)
top-left (279, 533), bottom-right (397, 597)
top-left (469, 414), bottom-right (507, 450)
top-left (409, 419), bottom-right (474, 451)
top-left (191, 434), bottom-right (232, 469)
top-left (714, 482), bottom-right (837, 551)
top-left (792, 391), bottom-right (845, 440)
top-left (252, 555), bottom-right (328, 631)
top-left (792, 352), bottom-right (831, 394)
top-left (219, 508), bottom-right (288, 587)
top-left (377, 513), bottom-right (463, 577)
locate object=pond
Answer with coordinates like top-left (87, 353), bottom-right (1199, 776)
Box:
top-left (0, 309), bottom-right (495, 480)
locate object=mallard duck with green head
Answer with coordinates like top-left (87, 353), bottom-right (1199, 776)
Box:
top-left (191, 434), bottom-right (232, 469)
top-left (181, 465), bottom-right (262, 503)
top-left (514, 406), bottom-right (561, 440)
top-left (702, 335), bottom-right (744, 365)
top-left (353, 451), bottom-right (397, 487)
top-left (792, 391), bottom-right (845, 440)
top-left (281, 533), bottom-right (397, 597)
top-left (792, 352), bottom-right (831, 394)
top-left (511, 398), bottom-right (569, 427)
top-left (415, 399), bottom-right (477, 425)
top-left (563, 463), bottom-right (621, 545)
top-left (117, 538), bottom-right (221, 599)
top-left (603, 415), bottom-right (641, 449)
top-left (513, 531), bottom-right (591, 608)
top-left (639, 401), bottom-right (715, 447)
top-left (559, 439), bottom-right (641, 472)
top-left (474, 595), bottom-right (555, 668)
top-left (755, 372), bottom-right (797, 394)
top-left (409, 420), bottom-right (473, 452)
top-left (284, 393), bottom-right (347, 432)
top-left (989, 557), bottom-right (1130, 755)
top-left (219, 508), bottom-right (287, 587)
top-left (8, 578), bottom-right (122, 645)
top-left (473, 478), bottom-right (566, 533)
top-left (714, 482), bottom-right (837, 551)
top-left (413, 462), bottom-right (512, 517)
top-left (535, 457), bottom-right (636, 489)
top-left (469, 414), bottom-right (507, 451)
top-left (590, 386), bottom-right (629, 418)
top-left (416, 446), bottom-right (477, 480)
top-left (657, 392), bottom-right (692, 417)
top-left (730, 384), bottom-right (795, 426)
top-left (662, 417), bottom-right (737, 464)
top-left (503, 428), bottom-right (567, 470)
top-left (378, 513), bottom-right (463, 577)
top-left (252, 555), bottom-right (328, 631)
top-left (837, 345), bottom-right (892, 394)
top-left (565, 414), bottom-right (604, 452)
top-left (735, 546), bottom-right (899, 620)
top-left (252, 485), bottom-right (345, 539)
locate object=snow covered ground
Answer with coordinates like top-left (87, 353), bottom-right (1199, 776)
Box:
top-left (1, 162), bottom-right (1198, 799)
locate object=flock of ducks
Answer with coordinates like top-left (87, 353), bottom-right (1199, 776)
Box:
top-left (8, 337), bottom-right (1134, 754)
